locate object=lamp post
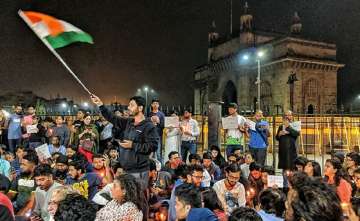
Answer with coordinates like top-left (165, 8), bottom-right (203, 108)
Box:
top-left (242, 50), bottom-right (265, 111)
top-left (287, 72), bottom-right (298, 111)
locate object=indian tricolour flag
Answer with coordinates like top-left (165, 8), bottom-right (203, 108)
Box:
top-left (18, 10), bottom-right (93, 49)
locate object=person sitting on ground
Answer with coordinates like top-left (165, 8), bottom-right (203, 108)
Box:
top-left (32, 164), bottom-right (63, 221)
top-left (287, 172), bottom-right (343, 221)
top-left (261, 165), bottom-right (275, 190)
top-left (201, 187), bottom-right (227, 221)
top-left (48, 136), bottom-right (66, 156)
top-left (210, 145), bottom-right (226, 170)
top-left (175, 183), bottom-right (218, 221)
top-left (202, 152), bottom-right (222, 184)
top-left (92, 154), bottom-right (113, 188)
top-left (228, 207), bottom-right (262, 221)
top-left (65, 160), bottom-right (101, 200)
top-left (304, 160), bottom-right (322, 177)
top-left (345, 152), bottom-right (360, 178)
top-left (324, 158), bottom-right (353, 203)
top-left (213, 163), bottom-right (246, 215)
top-left (54, 193), bottom-right (98, 221)
top-left (293, 156), bottom-right (308, 172)
top-left (257, 188), bottom-right (286, 221)
top-left (95, 174), bottom-right (143, 221)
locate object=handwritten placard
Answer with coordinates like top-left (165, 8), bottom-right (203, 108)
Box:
top-left (290, 121), bottom-right (301, 132)
top-left (245, 119), bottom-right (256, 131)
top-left (35, 144), bottom-right (51, 159)
top-left (267, 175), bottom-right (284, 188)
top-left (165, 116), bottom-right (180, 128)
top-left (222, 117), bottom-right (238, 129)
top-left (26, 125), bottom-right (38, 134)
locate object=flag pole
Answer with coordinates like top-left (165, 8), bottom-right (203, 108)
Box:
top-left (18, 10), bottom-right (92, 95)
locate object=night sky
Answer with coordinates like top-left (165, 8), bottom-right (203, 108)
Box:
top-left (1, 0), bottom-right (360, 106)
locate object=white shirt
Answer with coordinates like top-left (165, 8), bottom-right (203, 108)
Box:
top-left (213, 179), bottom-right (246, 215)
top-left (226, 115), bottom-right (246, 139)
top-left (180, 118), bottom-right (200, 141)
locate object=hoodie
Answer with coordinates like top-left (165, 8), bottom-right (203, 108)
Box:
top-left (99, 105), bottom-right (158, 173)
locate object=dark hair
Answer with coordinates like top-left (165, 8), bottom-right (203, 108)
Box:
top-left (307, 160), bottom-right (322, 177)
top-left (149, 159), bottom-right (157, 171)
top-left (151, 98), bottom-right (160, 103)
top-left (54, 193), bottom-right (97, 221)
top-left (229, 207), bottom-right (262, 221)
top-left (175, 183), bottom-right (202, 208)
top-left (293, 156), bottom-right (308, 170)
top-left (66, 144), bottom-right (78, 151)
top-left (114, 174), bottom-right (144, 210)
top-left (354, 167), bottom-right (360, 175)
top-left (15, 145), bottom-right (26, 151)
top-left (55, 115), bottom-right (65, 120)
top-left (201, 187), bottom-right (223, 211)
top-left (68, 161), bottom-right (85, 173)
top-left (249, 162), bottom-right (261, 171)
top-left (129, 96), bottom-right (146, 108)
top-left (168, 151), bottom-right (179, 160)
top-left (92, 154), bottom-right (104, 161)
top-left (289, 175), bottom-right (342, 221)
top-left (0, 174), bottom-right (11, 193)
top-left (51, 135), bottom-right (61, 141)
top-left (288, 172), bottom-right (309, 190)
top-left (190, 164), bottom-right (204, 174)
top-left (351, 197), bottom-right (360, 217)
top-left (225, 163), bottom-right (241, 173)
top-left (325, 158), bottom-right (347, 186)
top-left (332, 151), bottom-right (345, 164)
top-left (202, 152), bottom-right (212, 160)
top-left (56, 155), bottom-right (68, 165)
top-left (259, 188), bottom-right (285, 217)
top-left (34, 164), bottom-right (53, 177)
top-left (26, 104), bottom-right (35, 109)
top-left (261, 166), bottom-right (275, 175)
top-left (23, 152), bottom-right (39, 165)
top-left (189, 153), bottom-right (201, 162)
top-left (174, 164), bottom-right (191, 180)
top-left (77, 109), bottom-right (86, 115)
top-left (228, 103), bottom-right (238, 109)
top-left (112, 162), bottom-right (123, 173)
top-left (347, 152), bottom-right (360, 166)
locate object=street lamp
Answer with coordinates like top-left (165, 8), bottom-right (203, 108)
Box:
top-left (83, 102), bottom-right (89, 108)
top-left (61, 102), bottom-right (67, 108)
top-left (241, 50), bottom-right (265, 110)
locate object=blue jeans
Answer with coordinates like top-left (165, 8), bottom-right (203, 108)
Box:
top-left (8, 138), bottom-right (21, 153)
top-left (155, 137), bottom-right (162, 164)
top-left (226, 144), bottom-right (243, 159)
top-left (181, 141), bottom-right (197, 163)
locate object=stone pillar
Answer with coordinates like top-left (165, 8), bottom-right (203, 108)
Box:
top-left (208, 102), bottom-right (222, 148)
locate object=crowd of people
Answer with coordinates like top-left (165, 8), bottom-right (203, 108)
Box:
top-left (0, 95), bottom-right (359, 221)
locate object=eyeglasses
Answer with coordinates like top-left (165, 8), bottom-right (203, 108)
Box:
top-left (192, 175), bottom-right (204, 179)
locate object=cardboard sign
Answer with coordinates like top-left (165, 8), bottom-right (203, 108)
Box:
top-left (165, 116), bottom-right (180, 128)
top-left (267, 175), bottom-right (284, 188)
top-left (35, 144), bottom-right (51, 159)
top-left (245, 119), bottom-right (256, 131)
top-left (222, 117), bottom-right (238, 129)
top-left (26, 125), bottom-right (38, 134)
top-left (290, 121), bottom-right (301, 132)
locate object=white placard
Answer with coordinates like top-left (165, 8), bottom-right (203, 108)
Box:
top-left (222, 117), bottom-right (239, 129)
top-left (290, 121), bottom-right (301, 132)
top-left (267, 175), bottom-right (284, 188)
top-left (35, 144), bottom-right (51, 159)
top-left (26, 125), bottom-right (38, 134)
top-left (246, 119), bottom-right (256, 131)
top-left (165, 116), bottom-right (180, 128)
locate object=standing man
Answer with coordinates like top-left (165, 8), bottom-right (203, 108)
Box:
top-left (248, 110), bottom-right (270, 166)
top-left (6, 105), bottom-right (23, 153)
top-left (225, 103), bottom-right (247, 159)
top-left (148, 99), bottom-right (165, 163)
top-left (276, 110), bottom-right (300, 172)
top-left (91, 94), bottom-right (158, 189)
top-left (180, 110), bottom-right (200, 164)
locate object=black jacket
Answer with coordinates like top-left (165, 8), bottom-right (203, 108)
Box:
top-left (99, 105), bottom-right (158, 173)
